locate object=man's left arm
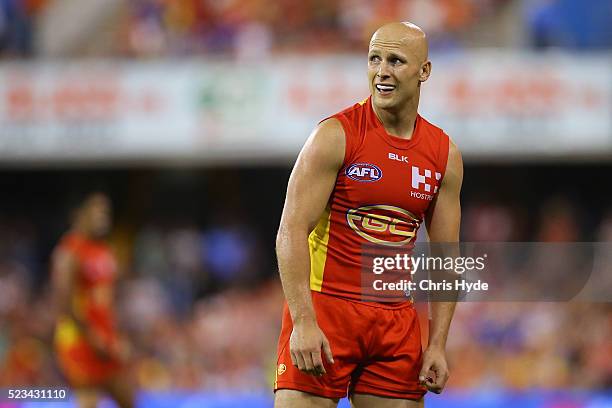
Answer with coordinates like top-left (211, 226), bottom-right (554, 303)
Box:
top-left (419, 139), bottom-right (463, 393)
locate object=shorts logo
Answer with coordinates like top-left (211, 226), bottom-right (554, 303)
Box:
top-left (346, 205), bottom-right (420, 246)
top-left (277, 364), bottom-right (287, 376)
top-left (346, 163), bottom-right (382, 182)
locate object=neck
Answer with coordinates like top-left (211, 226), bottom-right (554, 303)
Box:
top-left (72, 224), bottom-right (92, 239)
top-left (372, 92), bottom-right (420, 139)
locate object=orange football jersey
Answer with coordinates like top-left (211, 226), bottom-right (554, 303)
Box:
top-left (309, 97), bottom-right (450, 301)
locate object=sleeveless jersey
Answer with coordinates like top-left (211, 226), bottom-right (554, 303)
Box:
top-left (308, 96), bottom-right (450, 301)
top-left (55, 233), bottom-right (118, 344)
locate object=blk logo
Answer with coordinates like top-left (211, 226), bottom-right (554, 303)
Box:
top-left (389, 153), bottom-right (409, 163)
top-left (346, 163), bottom-right (382, 182)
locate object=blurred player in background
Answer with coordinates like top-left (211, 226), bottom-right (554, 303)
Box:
top-left (275, 22), bottom-right (463, 407)
top-left (51, 192), bottom-right (134, 408)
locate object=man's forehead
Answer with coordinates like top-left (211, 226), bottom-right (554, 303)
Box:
top-left (370, 32), bottom-right (424, 48)
top-left (368, 38), bottom-right (421, 60)
top-left (368, 24), bottom-right (428, 60)
top-left (369, 38), bottom-right (410, 52)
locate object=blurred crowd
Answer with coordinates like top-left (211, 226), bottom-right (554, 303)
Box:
top-left (1, 0), bottom-right (611, 58)
top-left (0, 184), bottom-right (610, 391)
top-left (118, 0), bottom-right (510, 57)
top-left (0, 0), bottom-right (49, 56)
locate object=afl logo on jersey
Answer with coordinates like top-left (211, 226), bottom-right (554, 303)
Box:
top-left (346, 163), bottom-right (382, 182)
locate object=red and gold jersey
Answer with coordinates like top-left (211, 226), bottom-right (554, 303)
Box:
top-left (309, 97), bottom-right (450, 301)
top-left (55, 232), bottom-right (118, 341)
top-left (53, 233), bottom-right (121, 386)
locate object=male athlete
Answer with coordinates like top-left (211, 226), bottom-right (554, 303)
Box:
top-left (274, 22), bottom-right (463, 407)
top-left (51, 192), bottom-right (134, 408)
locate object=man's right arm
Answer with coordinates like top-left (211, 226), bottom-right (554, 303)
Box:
top-left (276, 118), bottom-right (345, 376)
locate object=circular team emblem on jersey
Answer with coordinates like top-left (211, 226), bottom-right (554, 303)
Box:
top-left (346, 163), bottom-right (382, 182)
top-left (347, 204), bottom-right (420, 246)
top-left (277, 364), bottom-right (286, 376)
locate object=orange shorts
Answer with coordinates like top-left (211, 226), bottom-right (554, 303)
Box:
top-left (274, 291), bottom-right (426, 400)
top-left (54, 317), bottom-right (121, 387)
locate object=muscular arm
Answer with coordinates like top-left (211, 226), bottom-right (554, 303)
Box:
top-left (420, 140), bottom-right (463, 392)
top-left (276, 118), bottom-right (345, 375)
top-left (52, 249), bottom-right (83, 326)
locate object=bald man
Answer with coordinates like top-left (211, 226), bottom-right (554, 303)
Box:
top-left (274, 22), bottom-right (463, 408)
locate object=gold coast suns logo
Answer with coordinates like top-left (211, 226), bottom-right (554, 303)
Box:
top-left (346, 205), bottom-right (420, 246)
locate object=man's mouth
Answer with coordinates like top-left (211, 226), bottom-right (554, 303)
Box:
top-left (375, 84), bottom-right (396, 95)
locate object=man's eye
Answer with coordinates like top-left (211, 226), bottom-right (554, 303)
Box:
top-left (369, 56), bottom-right (381, 62)
top-left (391, 58), bottom-right (401, 65)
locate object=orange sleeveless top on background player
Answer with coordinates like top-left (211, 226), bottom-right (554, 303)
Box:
top-left (54, 232), bottom-right (121, 386)
top-left (308, 96), bottom-right (450, 301)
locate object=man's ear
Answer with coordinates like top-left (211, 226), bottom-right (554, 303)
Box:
top-left (419, 60), bottom-right (432, 82)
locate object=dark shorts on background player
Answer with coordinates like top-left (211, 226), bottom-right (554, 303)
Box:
top-left (274, 291), bottom-right (426, 400)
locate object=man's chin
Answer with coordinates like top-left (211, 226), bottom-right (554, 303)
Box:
top-left (372, 95), bottom-right (397, 110)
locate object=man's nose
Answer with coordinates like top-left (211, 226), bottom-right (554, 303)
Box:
top-left (377, 61), bottom-right (391, 78)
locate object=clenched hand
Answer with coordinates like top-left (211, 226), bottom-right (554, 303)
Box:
top-left (289, 319), bottom-right (334, 376)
